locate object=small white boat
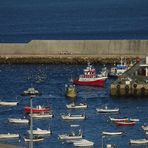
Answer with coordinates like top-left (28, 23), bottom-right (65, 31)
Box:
top-left (59, 131), bottom-right (82, 140)
top-left (30, 112), bottom-right (53, 119)
top-left (130, 139), bottom-right (148, 144)
top-left (142, 125), bottom-right (148, 131)
top-left (109, 117), bottom-right (128, 122)
top-left (129, 118), bottom-right (140, 122)
top-left (28, 128), bottom-right (51, 136)
top-left (105, 144), bottom-right (117, 148)
top-left (22, 87), bottom-right (40, 96)
top-left (102, 131), bottom-right (123, 136)
top-left (0, 101), bottom-right (18, 106)
top-left (70, 124), bottom-right (80, 128)
top-left (24, 137), bottom-right (44, 142)
top-left (96, 106), bottom-right (119, 113)
top-left (61, 113), bottom-right (86, 120)
top-left (0, 133), bottom-right (19, 139)
top-left (8, 118), bottom-right (29, 124)
top-left (73, 139), bottom-right (94, 147)
top-left (66, 102), bottom-right (87, 109)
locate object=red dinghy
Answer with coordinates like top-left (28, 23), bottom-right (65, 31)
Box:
top-left (24, 105), bottom-right (49, 114)
top-left (73, 62), bottom-right (108, 87)
top-left (115, 121), bottom-right (136, 126)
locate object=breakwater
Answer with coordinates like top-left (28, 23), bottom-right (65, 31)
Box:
top-left (0, 40), bottom-right (147, 64)
top-left (0, 55), bottom-right (142, 64)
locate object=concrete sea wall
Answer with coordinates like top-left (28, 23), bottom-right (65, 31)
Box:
top-left (0, 40), bottom-right (147, 63)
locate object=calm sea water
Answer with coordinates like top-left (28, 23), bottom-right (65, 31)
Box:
top-left (0, 0), bottom-right (148, 42)
top-left (0, 64), bottom-right (148, 148)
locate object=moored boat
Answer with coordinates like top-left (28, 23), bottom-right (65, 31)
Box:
top-left (21, 87), bottom-right (41, 96)
top-left (129, 118), bottom-right (140, 122)
top-left (28, 128), bottom-right (51, 136)
top-left (24, 105), bottom-right (49, 114)
top-left (73, 62), bottom-right (108, 87)
top-left (23, 137), bottom-right (44, 142)
top-left (73, 139), bottom-right (94, 147)
top-left (65, 84), bottom-right (77, 98)
top-left (115, 121), bottom-right (136, 126)
top-left (109, 57), bottom-right (131, 77)
top-left (142, 125), bottom-right (148, 131)
top-left (30, 112), bottom-right (53, 119)
top-left (109, 117), bottom-right (128, 122)
top-left (0, 101), bottom-right (18, 106)
top-left (129, 139), bottom-right (148, 144)
top-left (66, 102), bottom-right (87, 109)
top-left (8, 118), bottom-right (29, 124)
top-left (102, 131), bottom-right (123, 136)
top-left (105, 144), bottom-right (117, 148)
top-left (96, 106), bottom-right (119, 113)
top-left (61, 113), bottom-right (86, 120)
top-left (58, 130), bottom-right (82, 140)
top-left (0, 133), bottom-right (19, 139)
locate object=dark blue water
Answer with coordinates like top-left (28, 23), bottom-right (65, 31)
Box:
top-left (0, 0), bottom-right (148, 42)
top-left (0, 64), bottom-right (148, 148)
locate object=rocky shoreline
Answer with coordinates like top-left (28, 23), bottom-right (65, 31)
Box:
top-left (0, 55), bottom-right (143, 64)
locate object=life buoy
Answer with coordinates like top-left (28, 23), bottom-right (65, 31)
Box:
top-left (125, 85), bottom-right (129, 90)
top-left (117, 84), bottom-right (120, 89)
top-left (133, 83), bottom-right (137, 88)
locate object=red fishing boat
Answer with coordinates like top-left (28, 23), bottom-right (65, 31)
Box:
top-left (73, 62), bottom-right (108, 87)
top-left (24, 105), bottom-right (49, 114)
top-left (115, 121), bottom-right (136, 126)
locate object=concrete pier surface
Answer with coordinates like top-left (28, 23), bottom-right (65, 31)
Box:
top-left (110, 57), bottom-right (148, 97)
top-left (0, 40), bottom-right (147, 64)
top-left (0, 40), bottom-right (148, 55)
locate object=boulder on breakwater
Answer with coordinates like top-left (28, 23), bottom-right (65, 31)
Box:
top-left (0, 55), bottom-right (142, 64)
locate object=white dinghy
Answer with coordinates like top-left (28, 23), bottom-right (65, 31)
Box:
top-left (28, 128), bottom-right (51, 136)
top-left (130, 139), bottom-right (148, 144)
top-left (8, 118), bottom-right (29, 124)
top-left (24, 137), bottom-right (44, 142)
top-left (66, 102), bottom-right (87, 109)
top-left (109, 116), bottom-right (128, 122)
top-left (73, 139), bottom-right (94, 147)
top-left (129, 118), bottom-right (140, 122)
top-left (142, 125), bottom-right (148, 131)
top-left (96, 106), bottom-right (119, 113)
top-left (0, 133), bottom-right (19, 139)
top-left (59, 130), bottom-right (82, 140)
top-left (30, 112), bottom-right (53, 119)
top-left (61, 113), bottom-right (86, 120)
top-left (0, 101), bottom-right (18, 106)
top-left (102, 131), bottom-right (123, 136)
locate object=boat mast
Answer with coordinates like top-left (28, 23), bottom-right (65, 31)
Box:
top-left (21, 88), bottom-right (41, 148)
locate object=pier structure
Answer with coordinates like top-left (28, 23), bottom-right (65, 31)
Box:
top-left (110, 56), bottom-right (148, 97)
top-left (0, 40), bottom-right (147, 64)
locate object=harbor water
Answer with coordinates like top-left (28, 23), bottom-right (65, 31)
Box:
top-left (0, 64), bottom-right (148, 148)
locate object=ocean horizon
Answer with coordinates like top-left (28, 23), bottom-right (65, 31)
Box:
top-left (0, 0), bottom-right (148, 43)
